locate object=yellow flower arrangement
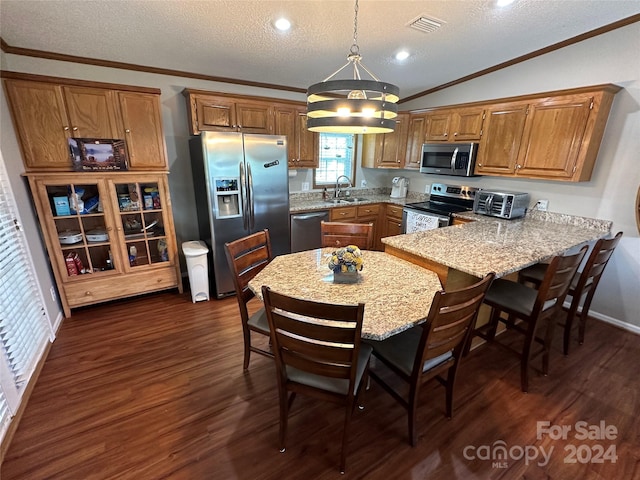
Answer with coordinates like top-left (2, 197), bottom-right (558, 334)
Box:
top-left (328, 245), bottom-right (364, 273)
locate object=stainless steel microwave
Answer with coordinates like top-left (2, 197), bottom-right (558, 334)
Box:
top-left (420, 142), bottom-right (480, 177)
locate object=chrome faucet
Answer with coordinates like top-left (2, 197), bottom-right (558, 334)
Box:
top-left (334, 175), bottom-right (352, 198)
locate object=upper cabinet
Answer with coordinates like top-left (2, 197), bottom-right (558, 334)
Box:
top-left (404, 113), bottom-right (427, 170)
top-left (475, 102), bottom-right (528, 175)
top-left (115, 92), bottom-right (169, 170)
top-left (475, 85), bottom-right (621, 181)
top-left (273, 104), bottom-right (318, 169)
top-left (185, 89), bottom-right (316, 168)
top-left (361, 113), bottom-right (409, 169)
top-left (3, 74), bottom-right (169, 172)
top-left (184, 89), bottom-right (273, 135)
top-left (424, 107), bottom-right (485, 142)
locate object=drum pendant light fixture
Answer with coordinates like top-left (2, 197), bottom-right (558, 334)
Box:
top-left (306, 0), bottom-right (399, 134)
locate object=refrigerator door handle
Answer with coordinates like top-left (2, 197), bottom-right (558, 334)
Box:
top-left (247, 162), bottom-right (255, 229)
top-left (239, 161), bottom-right (248, 230)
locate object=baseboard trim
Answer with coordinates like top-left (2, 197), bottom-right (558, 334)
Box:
top-left (590, 311), bottom-right (640, 335)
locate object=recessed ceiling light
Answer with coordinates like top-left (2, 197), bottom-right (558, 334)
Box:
top-left (274, 18), bottom-right (291, 31)
top-left (395, 51), bottom-right (410, 61)
top-left (496, 0), bottom-right (515, 6)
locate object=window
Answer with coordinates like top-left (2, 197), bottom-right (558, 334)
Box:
top-left (313, 133), bottom-right (355, 187)
top-left (0, 153), bottom-right (53, 443)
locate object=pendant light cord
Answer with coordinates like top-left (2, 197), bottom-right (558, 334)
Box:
top-left (350, 0), bottom-right (360, 56)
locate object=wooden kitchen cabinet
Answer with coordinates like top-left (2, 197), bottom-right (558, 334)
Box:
top-left (404, 113), bottom-right (427, 170)
top-left (330, 203), bottom-right (383, 250)
top-left (184, 89), bottom-right (273, 135)
top-left (361, 113), bottom-right (409, 169)
top-left (3, 74), bottom-right (169, 171)
top-left (115, 91), bottom-right (169, 170)
top-left (475, 102), bottom-right (528, 175)
top-left (383, 203), bottom-right (404, 239)
top-left (274, 103), bottom-right (318, 168)
top-left (424, 107), bottom-right (485, 142)
top-left (475, 84), bottom-right (621, 181)
top-left (26, 172), bottom-right (182, 317)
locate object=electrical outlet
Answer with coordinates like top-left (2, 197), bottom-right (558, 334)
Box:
top-left (360, 179), bottom-right (367, 188)
top-left (424, 184), bottom-right (431, 193)
top-left (50, 286), bottom-right (57, 302)
top-left (301, 182), bottom-right (310, 191)
top-left (536, 199), bottom-right (549, 211)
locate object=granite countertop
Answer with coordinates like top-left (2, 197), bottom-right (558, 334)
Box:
top-left (248, 248), bottom-right (442, 340)
top-left (289, 188), bottom-right (425, 213)
top-left (383, 211), bottom-right (612, 279)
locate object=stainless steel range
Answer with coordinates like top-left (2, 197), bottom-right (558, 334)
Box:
top-left (402, 183), bottom-right (479, 233)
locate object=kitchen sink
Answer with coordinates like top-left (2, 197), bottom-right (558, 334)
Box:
top-left (323, 197), bottom-right (370, 204)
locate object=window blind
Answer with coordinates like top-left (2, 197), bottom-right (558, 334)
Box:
top-left (0, 154), bottom-right (52, 442)
top-left (314, 133), bottom-right (355, 185)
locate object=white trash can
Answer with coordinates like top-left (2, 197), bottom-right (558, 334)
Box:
top-left (182, 240), bottom-right (210, 303)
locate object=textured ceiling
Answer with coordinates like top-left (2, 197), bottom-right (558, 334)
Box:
top-left (1, 1), bottom-right (639, 100)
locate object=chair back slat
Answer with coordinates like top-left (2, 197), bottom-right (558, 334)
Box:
top-left (272, 312), bottom-right (359, 345)
top-left (282, 349), bottom-right (353, 379)
top-left (321, 221), bottom-right (374, 250)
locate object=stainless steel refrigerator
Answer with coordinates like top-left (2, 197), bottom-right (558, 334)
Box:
top-left (189, 132), bottom-right (290, 298)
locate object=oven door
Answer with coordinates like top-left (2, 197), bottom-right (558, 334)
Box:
top-left (402, 207), bottom-right (450, 233)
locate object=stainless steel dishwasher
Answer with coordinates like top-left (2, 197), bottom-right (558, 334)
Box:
top-left (290, 210), bottom-right (330, 252)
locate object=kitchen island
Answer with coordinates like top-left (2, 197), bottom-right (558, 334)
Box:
top-left (383, 211), bottom-right (612, 287)
top-left (248, 248), bottom-right (442, 340)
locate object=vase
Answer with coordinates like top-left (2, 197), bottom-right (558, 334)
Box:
top-left (333, 270), bottom-right (358, 284)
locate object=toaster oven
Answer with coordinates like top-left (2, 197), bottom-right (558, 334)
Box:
top-left (473, 190), bottom-right (530, 219)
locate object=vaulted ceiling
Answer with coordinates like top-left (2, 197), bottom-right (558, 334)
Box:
top-left (1, 1), bottom-right (639, 102)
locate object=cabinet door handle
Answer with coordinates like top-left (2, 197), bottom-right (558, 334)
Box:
top-left (125, 129), bottom-right (131, 133)
top-left (478, 163), bottom-right (483, 167)
top-left (443, 133), bottom-right (448, 137)
top-left (85, 291), bottom-right (92, 296)
top-left (63, 126), bottom-right (70, 131)
top-left (454, 132), bottom-right (458, 136)
top-left (516, 164), bottom-right (522, 169)
top-left (72, 127), bottom-right (78, 131)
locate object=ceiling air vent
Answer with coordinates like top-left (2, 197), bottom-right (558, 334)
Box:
top-left (407, 15), bottom-right (444, 34)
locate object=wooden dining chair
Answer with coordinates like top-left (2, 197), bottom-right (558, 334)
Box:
top-left (224, 229), bottom-right (274, 370)
top-left (321, 221), bottom-right (374, 250)
top-left (365, 272), bottom-right (495, 447)
top-left (261, 286), bottom-right (372, 474)
top-left (474, 247), bottom-right (588, 392)
top-left (517, 232), bottom-right (623, 355)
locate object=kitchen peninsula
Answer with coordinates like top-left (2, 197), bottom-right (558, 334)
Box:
top-left (382, 211), bottom-right (612, 287)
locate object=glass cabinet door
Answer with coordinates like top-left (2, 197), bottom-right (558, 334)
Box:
top-left (114, 180), bottom-right (169, 270)
top-left (45, 181), bottom-right (116, 279)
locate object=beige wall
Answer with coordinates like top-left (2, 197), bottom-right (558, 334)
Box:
top-left (1, 21), bottom-right (638, 329)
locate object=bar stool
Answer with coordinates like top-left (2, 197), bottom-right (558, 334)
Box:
top-left (473, 247), bottom-right (587, 392)
top-left (518, 232), bottom-right (623, 355)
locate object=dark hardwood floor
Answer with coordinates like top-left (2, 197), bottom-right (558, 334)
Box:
top-left (2, 290), bottom-right (639, 479)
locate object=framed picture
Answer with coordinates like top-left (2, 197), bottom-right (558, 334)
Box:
top-left (69, 138), bottom-right (129, 171)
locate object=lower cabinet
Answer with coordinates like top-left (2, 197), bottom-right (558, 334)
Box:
top-left (330, 203), bottom-right (383, 250)
top-left (27, 172), bottom-right (182, 317)
top-left (383, 204), bottom-right (404, 240)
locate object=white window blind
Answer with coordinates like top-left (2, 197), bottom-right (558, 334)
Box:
top-left (314, 133), bottom-right (355, 186)
top-left (0, 153), bottom-right (52, 443)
